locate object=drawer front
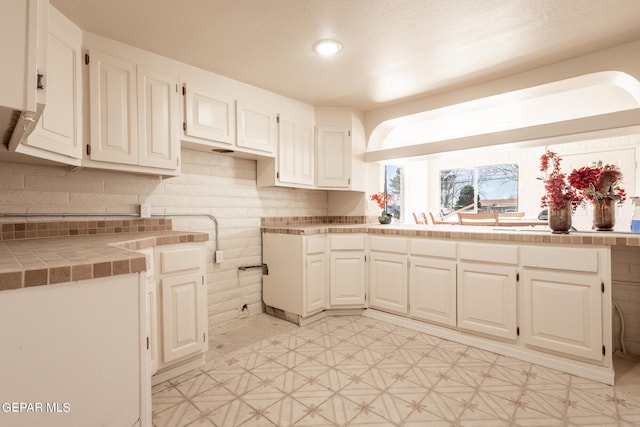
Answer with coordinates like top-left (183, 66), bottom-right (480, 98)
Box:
top-left (306, 236), bottom-right (326, 255)
top-left (330, 235), bottom-right (365, 251)
top-left (521, 245), bottom-right (599, 272)
top-left (158, 246), bottom-right (202, 275)
top-left (410, 239), bottom-right (457, 259)
top-left (459, 242), bottom-right (518, 265)
top-left (369, 236), bottom-right (408, 254)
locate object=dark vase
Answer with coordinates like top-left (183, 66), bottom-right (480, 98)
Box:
top-left (548, 205), bottom-right (571, 234)
top-left (593, 198), bottom-right (615, 231)
top-left (378, 212), bottom-right (392, 224)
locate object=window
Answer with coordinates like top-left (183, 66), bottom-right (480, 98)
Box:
top-left (440, 164), bottom-right (518, 215)
top-left (385, 164), bottom-right (404, 220)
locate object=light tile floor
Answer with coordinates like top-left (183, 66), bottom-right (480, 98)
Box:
top-left (152, 314), bottom-right (640, 426)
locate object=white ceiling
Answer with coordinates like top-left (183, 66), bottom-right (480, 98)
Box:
top-left (50, 0), bottom-right (640, 112)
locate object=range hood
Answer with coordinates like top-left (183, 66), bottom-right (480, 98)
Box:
top-left (1, 102), bottom-right (45, 151)
top-left (0, 0), bottom-right (47, 152)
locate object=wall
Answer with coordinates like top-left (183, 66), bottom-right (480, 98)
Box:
top-left (0, 149), bottom-right (328, 328)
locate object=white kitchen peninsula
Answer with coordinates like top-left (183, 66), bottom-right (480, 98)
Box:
top-left (261, 220), bottom-right (640, 385)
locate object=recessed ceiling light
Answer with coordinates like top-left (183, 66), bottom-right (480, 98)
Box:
top-left (313, 39), bottom-right (342, 56)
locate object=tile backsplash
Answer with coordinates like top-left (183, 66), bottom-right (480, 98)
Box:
top-left (0, 218), bottom-right (172, 241)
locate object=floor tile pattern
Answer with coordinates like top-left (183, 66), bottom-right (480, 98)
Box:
top-left (153, 316), bottom-right (640, 426)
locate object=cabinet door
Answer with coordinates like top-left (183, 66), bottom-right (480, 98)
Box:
top-left (236, 100), bottom-right (276, 154)
top-left (160, 272), bottom-right (206, 364)
top-left (369, 253), bottom-right (407, 314)
top-left (410, 257), bottom-right (457, 327)
top-left (330, 252), bottom-right (366, 306)
top-left (316, 127), bottom-right (351, 188)
top-left (146, 277), bottom-right (159, 375)
top-left (26, 6), bottom-right (81, 160)
top-left (457, 262), bottom-right (517, 341)
top-left (304, 253), bottom-right (326, 315)
top-left (521, 269), bottom-right (603, 361)
top-left (88, 49), bottom-right (138, 165)
top-left (278, 116), bottom-right (315, 186)
top-left (137, 66), bottom-right (179, 169)
top-left (183, 83), bottom-right (235, 145)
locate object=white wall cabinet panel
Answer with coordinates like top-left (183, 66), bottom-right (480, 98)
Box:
top-left (457, 262), bottom-right (518, 341)
top-left (87, 47), bottom-right (180, 175)
top-left (521, 269), bottom-right (603, 361)
top-left (277, 115), bottom-right (315, 186)
top-left (369, 253), bottom-right (408, 314)
top-left (137, 66), bottom-right (179, 169)
top-left (89, 49), bottom-right (138, 165)
top-left (24, 5), bottom-right (81, 165)
top-left (236, 100), bottom-right (277, 154)
top-left (317, 127), bottom-right (351, 188)
top-left (409, 257), bottom-right (457, 327)
top-left (183, 83), bottom-right (235, 145)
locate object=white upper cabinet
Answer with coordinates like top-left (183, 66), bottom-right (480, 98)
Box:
top-left (257, 114), bottom-right (315, 188)
top-left (89, 49), bottom-right (138, 165)
top-left (22, 4), bottom-right (82, 165)
top-left (182, 82), bottom-right (235, 146)
top-left (0, 0), bottom-right (47, 114)
top-left (87, 47), bottom-right (180, 175)
top-left (1, 0), bottom-right (47, 150)
top-left (236, 99), bottom-right (277, 155)
top-left (137, 66), bottom-right (180, 169)
top-left (316, 126), bottom-right (351, 188)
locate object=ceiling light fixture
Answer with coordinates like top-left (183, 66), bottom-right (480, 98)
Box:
top-left (313, 39), bottom-right (342, 56)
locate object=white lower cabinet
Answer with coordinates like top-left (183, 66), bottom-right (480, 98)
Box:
top-left (262, 233), bottom-right (327, 318)
top-left (154, 243), bottom-right (207, 374)
top-left (329, 234), bottom-right (366, 307)
top-left (330, 252), bottom-right (366, 306)
top-left (520, 244), bottom-right (607, 362)
top-left (457, 262), bottom-right (518, 341)
top-left (409, 257), bottom-right (457, 327)
top-left (368, 236), bottom-right (408, 315)
top-left (305, 252), bottom-right (327, 314)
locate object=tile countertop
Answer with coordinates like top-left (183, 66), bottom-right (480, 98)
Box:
top-left (261, 223), bottom-right (640, 247)
top-left (0, 230), bottom-right (209, 291)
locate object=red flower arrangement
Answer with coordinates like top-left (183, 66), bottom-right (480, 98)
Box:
top-left (538, 151), bottom-right (583, 210)
top-left (370, 192), bottom-right (395, 211)
top-left (568, 161), bottom-right (626, 206)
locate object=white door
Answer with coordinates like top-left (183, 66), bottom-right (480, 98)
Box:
top-left (161, 273), bottom-right (206, 364)
top-left (457, 262), bottom-right (518, 341)
top-left (146, 278), bottom-right (159, 375)
top-left (183, 83), bottom-right (235, 145)
top-left (277, 117), bottom-right (297, 184)
top-left (330, 252), bottom-right (366, 306)
top-left (88, 49), bottom-right (138, 165)
top-left (137, 66), bottom-right (179, 169)
top-left (304, 253), bottom-right (326, 315)
top-left (316, 127), bottom-right (351, 188)
top-left (410, 257), bottom-right (457, 327)
top-left (26, 7), bottom-right (81, 159)
top-left (369, 253), bottom-right (407, 314)
top-left (297, 121), bottom-right (315, 186)
top-left (278, 116), bottom-right (315, 186)
top-left (236, 100), bottom-right (276, 153)
top-left (521, 269), bottom-right (603, 361)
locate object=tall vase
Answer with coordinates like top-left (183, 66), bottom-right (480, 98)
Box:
top-left (548, 205), bottom-right (571, 234)
top-left (593, 199), bottom-right (615, 231)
